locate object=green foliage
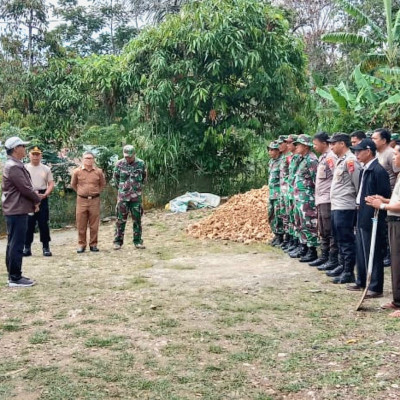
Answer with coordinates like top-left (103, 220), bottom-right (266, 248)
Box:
top-left (119, 0), bottom-right (307, 173)
top-left (315, 0), bottom-right (400, 131)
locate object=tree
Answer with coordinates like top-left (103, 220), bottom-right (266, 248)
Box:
top-left (323, 0), bottom-right (400, 73)
top-left (273, 0), bottom-right (340, 84)
top-left (0, 0), bottom-right (49, 70)
top-left (51, 0), bottom-right (138, 56)
top-left (120, 0), bottom-right (308, 173)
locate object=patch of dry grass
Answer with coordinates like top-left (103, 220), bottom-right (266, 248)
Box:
top-left (0, 209), bottom-right (399, 399)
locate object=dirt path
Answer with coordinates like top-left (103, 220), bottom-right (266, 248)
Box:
top-left (0, 209), bottom-right (399, 400)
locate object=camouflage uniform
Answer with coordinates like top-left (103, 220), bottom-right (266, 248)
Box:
top-left (278, 135), bottom-right (291, 235)
top-left (113, 154), bottom-right (147, 246)
top-left (293, 135), bottom-right (319, 247)
top-left (287, 151), bottom-right (301, 239)
top-left (268, 142), bottom-right (283, 235)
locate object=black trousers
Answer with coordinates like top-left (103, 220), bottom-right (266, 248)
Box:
top-left (331, 209), bottom-right (356, 271)
top-left (355, 226), bottom-right (385, 293)
top-left (6, 214), bottom-right (28, 281)
top-left (24, 194), bottom-right (51, 248)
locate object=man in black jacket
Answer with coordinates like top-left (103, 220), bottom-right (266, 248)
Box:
top-left (2, 136), bottom-right (41, 287)
top-left (347, 139), bottom-right (391, 297)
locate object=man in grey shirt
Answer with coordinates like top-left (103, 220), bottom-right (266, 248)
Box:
top-left (326, 133), bottom-right (361, 284)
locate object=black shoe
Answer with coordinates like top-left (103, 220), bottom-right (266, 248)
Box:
top-left (77, 247), bottom-right (86, 253)
top-left (326, 265), bottom-right (343, 277)
top-left (317, 258), bottom-right (338, 271)
top-left (286, 239), bottom-right (299, 253)
top-left (332, 271), bottom-right (355, 284)
top-left (23, 247), bottom-right (32, 257)
top-left (296, 244), bottom-right (308, 258)
top-left (308, 251), bottom-right (328, 267)
top-left (43, 248), bottom-right (52, 257)
top-left (90, 246), bottom-right (99, 252)
top-left (289, 245), bottom-right (302, 258)
top-left (383, 256), bottom-right (391, 267)
top-left (300, 247), bottom-right (318, 263)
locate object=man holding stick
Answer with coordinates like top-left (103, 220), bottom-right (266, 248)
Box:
top-left (366, 142), bottom-right (400, 316)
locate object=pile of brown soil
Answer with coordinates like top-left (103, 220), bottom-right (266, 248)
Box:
top-left (186, 186), bottom-right (273, 243)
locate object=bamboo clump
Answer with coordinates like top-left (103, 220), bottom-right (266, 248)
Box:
top-left (186, 186), bottom-right (274, 243)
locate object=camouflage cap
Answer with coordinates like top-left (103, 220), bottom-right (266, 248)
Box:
top-left (268, 141), bottom-right (280, 150)
top-left (391, 133), bottom-right (399, 141)
top-left (284, 134), bottom-right (298, 143)
top-left (123, 145), bottom-right (135, 156)
top-left (293, 134), bottom-right (313, 146)
top-left (277, 135), bottom-right (288, 144)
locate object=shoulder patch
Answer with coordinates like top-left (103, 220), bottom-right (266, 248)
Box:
top-left (326, 157), bottom-right (335, 170)
top-left (347, 159), bottom-right (355, 173)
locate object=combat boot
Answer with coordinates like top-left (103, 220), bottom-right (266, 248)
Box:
top-left (289, 243), bottom-right (302, 258)
top-left (308, 249), bottom-right (329, 267)
top-left (317, 252), bottom-right (339, 271)
top-left (290, 244), bottom-right (307, 259)
top-left (300, 246), bottom-right (318, 263)
top-left (326, 264), bottom-right (343, 277)
top-left (280, 234), bottom-right (291, 250)
top-left (286, 238), bottom-right (298, 253)
top-left (285, 236), bottom-right (294, 251)
top-left (332, 271), bottom-right (355, 284)
top-left (274, 234), bottom-right (284, 247)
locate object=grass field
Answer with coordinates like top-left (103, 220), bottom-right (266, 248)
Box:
top-left (0, 209), bottom-right (399, 400)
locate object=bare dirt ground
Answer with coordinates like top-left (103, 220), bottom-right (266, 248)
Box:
top-left (0, 209), bottom-right (400, 400)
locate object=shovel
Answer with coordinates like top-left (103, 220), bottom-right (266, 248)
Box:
top-left (356, 208), bottom-right (379, 311)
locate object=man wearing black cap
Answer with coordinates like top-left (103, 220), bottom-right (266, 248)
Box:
top-left (23, 146), bottom-right (55, 257)
top-left (347, 139), bottom-right (391, 297)
top-left (2, 136), bottom-right (41, 287)
top-left (326, 133), bottom-right (361, 284)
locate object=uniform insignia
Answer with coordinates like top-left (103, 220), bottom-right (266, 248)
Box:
top-left (326, 157), bottom-right (334, 170)
top-left (347, 159), bottom-right (355, 173)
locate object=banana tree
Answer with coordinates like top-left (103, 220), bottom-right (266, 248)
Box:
top-left (322, 0), bottom-right (400, 75)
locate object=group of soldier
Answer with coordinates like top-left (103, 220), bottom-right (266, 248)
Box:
top-left (268, 129), bottom-right (400, 315)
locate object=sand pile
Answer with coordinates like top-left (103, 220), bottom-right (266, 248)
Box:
top-left (187, 186), bottom-right (273, 243)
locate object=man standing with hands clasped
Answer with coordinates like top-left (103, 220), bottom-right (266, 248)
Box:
top-left (23, 146), bottom-right (55, 257)
top-left (2, 136), bottom-right (41, 287)
top-left (71, 151), bottom-right (106, 253)
top-left (113, 145), bottom-right (147, 250)
top-left (347, 139), bottom-right (391, 298)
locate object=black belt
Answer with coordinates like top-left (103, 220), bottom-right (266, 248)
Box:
top-left (387, 216), bottom-right (400, 222)
top-left (78, 194), bottom-right (100, 199)
top-left (38, 189), bottom-right (46, 194)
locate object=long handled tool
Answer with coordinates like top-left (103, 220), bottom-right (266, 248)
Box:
top-left (356, 208), bottom-right (379, 311)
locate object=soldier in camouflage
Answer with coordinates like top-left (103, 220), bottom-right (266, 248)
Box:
top-left (277, 135), bottom-right (291, 248)
top-left (289, 134), bottom-right (319, 262)
top-left (268, 141), bottom-right (284, 246)
top-left (113, 145), bottom-right (147, 250)
top-left (283, 134), bottom-right (301, 253)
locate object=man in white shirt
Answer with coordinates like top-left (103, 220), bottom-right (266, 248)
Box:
top-left (23, 146), bottom-right (55, 257)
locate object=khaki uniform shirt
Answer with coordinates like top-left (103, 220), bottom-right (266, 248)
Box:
top-left (315, 150), bottom-right (337, 206)
top-left (25, 163), bottom-right (54, 191)
top-left (330, 150), bottom-right (361, 210)
top-left (377, 146), bottom-right (400, 191)
top-left (71, 166), bottom-right (106, 197)
top-left (388, 175), bottom-right (400, 217)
